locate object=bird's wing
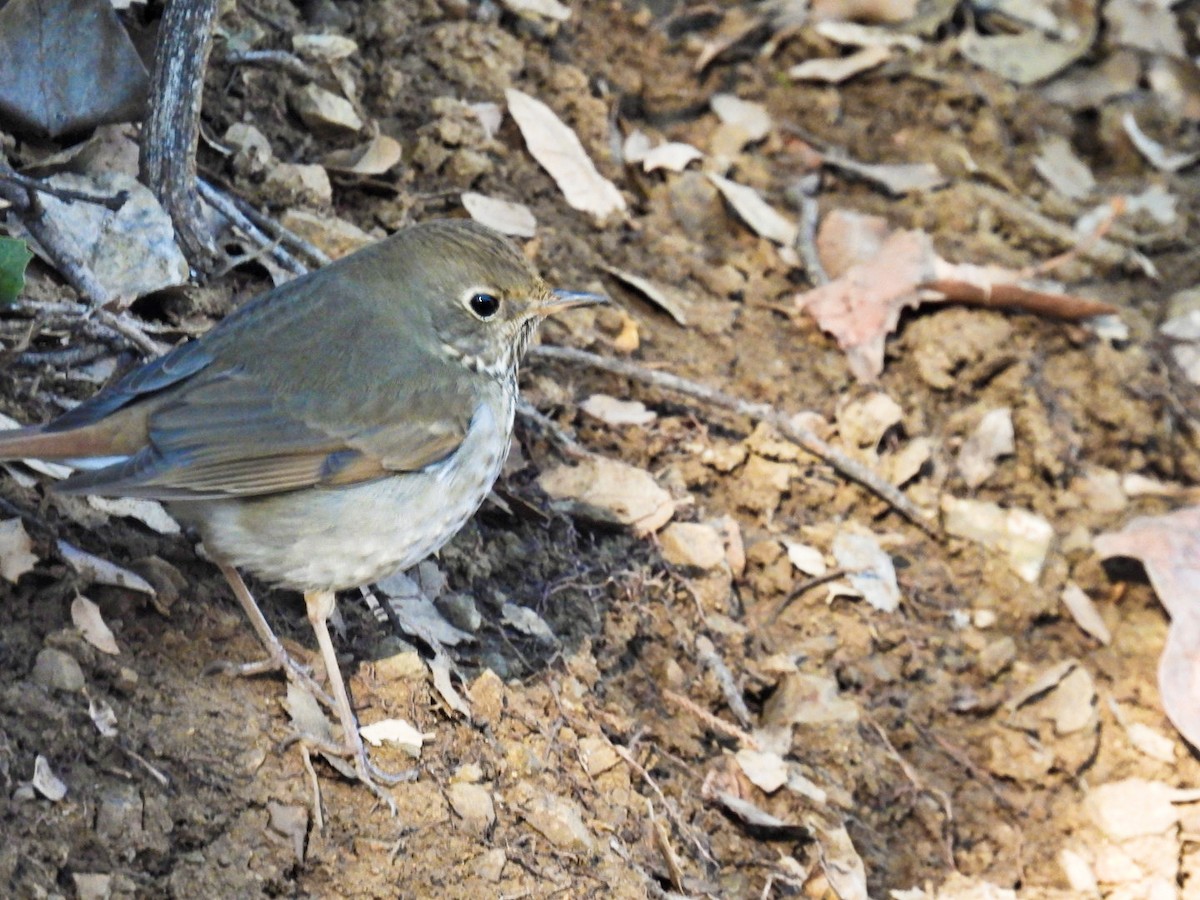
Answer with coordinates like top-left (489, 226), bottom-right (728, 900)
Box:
top-left (57, 367), bottom-right (478, 500)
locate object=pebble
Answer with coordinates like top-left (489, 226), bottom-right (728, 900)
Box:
top-left (446, 782), bottom-right (495, 834)
top-left (31, 648), bottom-right (85, 693)
top-left (659, 521), bottom-right (727, 571)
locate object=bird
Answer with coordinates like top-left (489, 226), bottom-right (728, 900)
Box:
top-left (0, 218), bottom-right (605, 804)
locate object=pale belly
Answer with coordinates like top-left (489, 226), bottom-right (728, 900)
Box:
top-left (173, 394), bottom-right (513, 593)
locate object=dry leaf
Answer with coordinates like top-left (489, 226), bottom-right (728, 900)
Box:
top-left (1122, 112), bottom-right (1200, 173)
top-left (821, 155), bottom-right (947, 196)
top-left (57, 540), bottom-right (156, 595)
top-left (710, 94), bottom-right (772, 142)
top-left (1060, 581), bottom-right (1111, 645)
top-left (1094, 506), bottom-right (1200, 748)
top-left (789, 46), bottom-right (891, 83)
top-left (784, 540), bottom-right (827, 576)
top-left (604, 266), bottom-right (690, 325)
top-left (86, 496), bottom-right (181, 535)
top-left (735, 748), bottom-right (788, 793)
top-left (957, 408), bottom-right (1015, 489)
top-left (538, 456), bottom-right (674, 535)
top-left (642, 142), bottom-right (703, 173)
top-left (579, 394), bottom-right (657, 427)
top-left (831, 530), bottom-right (900, 612)
top-left (505, 88), bottom-right (626, 220)
top-left (0, 517), bottom-right (38, 583)
top-left (797, 214), bottom-right (1113, 380)
top-left (71, 596), bottom-right (119, 655)
top-left (322, 134), bottom-right (402, 175)
top-left (461, 192), bottom-right (537, 237)
top-left (1033, 135), bottom-right (1096, 200)
top-left (32, 754), bottom-right (67, 801)
top-left (359, 718), bottom-right (434, 756)
top-left (707, 173), bottom-right (797, 244)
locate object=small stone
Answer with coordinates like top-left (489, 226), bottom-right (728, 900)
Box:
top-left (436, 593), bottom-right (482, 633)
top-left (374, 651), bottom-right (424, 682)
top-left (32, 648), bottom-right (85, 693)
top-left (978, 637), bottom-right (1016, 679)
top-left (659, 522), bottom-right (727, 571)
top-left (447, 782), bottom-right (495, 834)
top-left (96, 783), bottom-right (143, 842)
top-left (289, 84), bottom-right (362, 134)
top-left (577, 736), bottom-right (619, 777)
top-left (475, 848), bottom-right (507, 882)
top-left (264, 163), bottom-right (332, 207)
top-left (279, 209), bottom-right (376, 259)
top-left (72, 873), bottom-right (112, 900)
top-left (467, 669), bottom-right (506, 725)
top-left (520, 791), bottom-right (594, 851)
top-left (223, 122), bottom-right (273, 176)
top-left (451, 763), bottom-right (484, 784)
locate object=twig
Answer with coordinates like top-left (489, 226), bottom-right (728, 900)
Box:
top-left (610, 742), bottom-right (717, 867)
top-left (141, 0), bottom-right (221, 272)
top-left (9, 299), bottom-right (165, 357)
top-left (515, 399), bottom-right (589, 458)
top-left (221, 49), bottom-right (317, 81)
top-left (0, 170), bottom-right (128, 211)
top-left (763, 569), bottom-right (845, 627)
top-left (967, 182), bottom-right (1156, 278)
top-left (221, 187), bottom-right (332, 268)
top-left (195, 179), bottom-right (309, 276)
top-left (694, 636), bottom-right (753, 729)
top-left (663, 688), bottom-right (758, 750)
top-left (866, 716), bottom-right (956, 871)
top-left (529, 345), bottom-right (937, 535)
top-left (0, 160), bottom-right (111, 304)
top-left (790, 173), bottom-right (828, 287)
top-left (921, 279), bottom-right (1118, 320)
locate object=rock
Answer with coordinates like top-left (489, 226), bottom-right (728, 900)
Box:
top-left (577, 736), bottom-right (619, 777)
top-left (520, 791), bottom-right (594, 851)
top-left (224, 122), bottom-right (273, 177)
top-left (467, 669), bottom-right (506, 725)
top-left (475, 847), bottom-right (507, 882)
top-left (279, 210), bottom-right (375, 258)
top-left (659, 521), bottom-right (727, 571)
top-left (264, 163), bottom-right (332, 207)
top-left (71, 874), bottom-right (112, 900)
top-left (436, 592), bottom-right (482, 633)
top-left (32, 648), bottom-right (85, 693)
top-left (289, 84), bottom-right (362, 134)
top-left (446, 782), bottom-right (495, 834)
top-left (96, 783), bottom-right (143, 842)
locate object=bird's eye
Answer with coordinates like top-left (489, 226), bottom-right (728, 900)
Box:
top-left (469, 293), bottom-right (501, 319)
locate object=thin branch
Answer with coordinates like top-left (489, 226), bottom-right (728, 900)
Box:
top-left (195, 179), bottom-right (310, 276)
top-left (529, 345), bottom-right (938, 535)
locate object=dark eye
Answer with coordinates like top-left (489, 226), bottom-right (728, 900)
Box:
top-left (469, 293), bottom-right (500, 318)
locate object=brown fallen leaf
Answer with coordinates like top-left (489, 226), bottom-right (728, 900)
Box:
top-left (1094, 506), bottom-right (1200, 749)
top-left (797, 211), bottom-right (1119, 380)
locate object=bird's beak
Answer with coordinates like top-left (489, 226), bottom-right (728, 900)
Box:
top-left (538, 288), bottom-right (609, 317)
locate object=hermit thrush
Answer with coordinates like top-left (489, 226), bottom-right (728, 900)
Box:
top-left (0, 219), bottom-right (604, 804)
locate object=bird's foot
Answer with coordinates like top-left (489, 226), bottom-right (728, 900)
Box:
top-left (284, 732), bottom-right (417, 815)
top-left (206, 650), bottom-right (336, 709)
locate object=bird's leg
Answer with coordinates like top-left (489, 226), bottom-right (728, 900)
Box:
top-left (304, 590), bottom-right (411, 809)
top-left (211, 564), bottom-right (334, 708)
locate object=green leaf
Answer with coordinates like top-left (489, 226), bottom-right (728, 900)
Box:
top-left (0, 236), bottom-right (33, 305)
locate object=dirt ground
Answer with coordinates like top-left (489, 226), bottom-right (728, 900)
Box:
top-left (2, 0), bottom-right (1199, 898)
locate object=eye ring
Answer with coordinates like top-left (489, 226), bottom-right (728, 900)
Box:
top-left (468, 292), bottom-right (501, 319)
